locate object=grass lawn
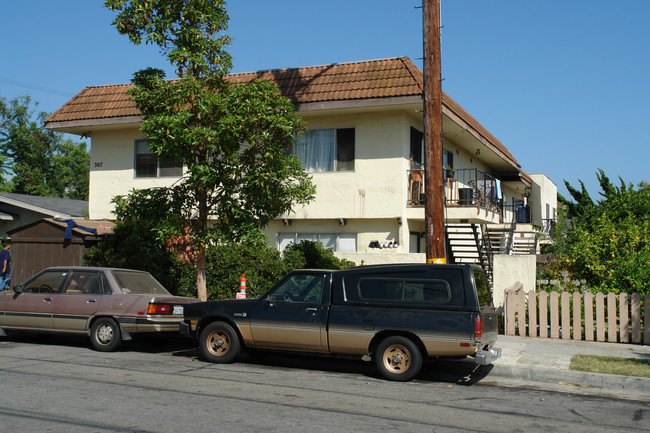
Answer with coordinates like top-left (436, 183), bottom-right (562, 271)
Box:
top-left (570, 355), bottom-right (650, 378)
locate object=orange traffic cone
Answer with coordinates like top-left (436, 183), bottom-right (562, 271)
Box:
top-left (236, 274), bottom-right (246, 299)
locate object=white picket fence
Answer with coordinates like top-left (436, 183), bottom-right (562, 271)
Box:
top-left (504, 286), bottom-right (649, 344)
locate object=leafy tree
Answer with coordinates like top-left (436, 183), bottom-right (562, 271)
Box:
top-left (0, 95), bottom-right (89, 199)
top-left (105, 0), bottom-right (314, 301)
top-left (283, 241), bottom-right (356, 271)
top-left (543, 170), bottom-right (649, 294)
top-left (84, 188), bottom-right (191, 294)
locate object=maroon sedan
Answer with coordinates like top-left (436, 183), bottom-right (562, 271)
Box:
top-left (0, 267), bottom-right (196, 351)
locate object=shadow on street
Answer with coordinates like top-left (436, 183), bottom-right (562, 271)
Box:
top-left (3, 331), bottom-right (494, 384)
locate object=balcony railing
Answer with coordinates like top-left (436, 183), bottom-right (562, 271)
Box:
top-left (407, 168), bottom-right (501, 213)
top-left (502, 204), bottom-right (530, 224)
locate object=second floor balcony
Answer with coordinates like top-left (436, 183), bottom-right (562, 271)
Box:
top-left (407, 168), bottom-right (504, 224)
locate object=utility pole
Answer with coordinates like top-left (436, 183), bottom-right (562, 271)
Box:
top-left (423, 0), bottom-right (446, 263)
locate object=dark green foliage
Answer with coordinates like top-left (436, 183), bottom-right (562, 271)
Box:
top-left (195, 240), bottom-right (290, 300)
top-left (83, 221), bottom-right (192, 295)
top-left (541, 170), bottom-right (649, 294)
top-left (86, 233), bottom-right (358, 300)
top-left (0, 96), bottom-right (89, 199)
top-left (282, 241), bottom-right (356, 271)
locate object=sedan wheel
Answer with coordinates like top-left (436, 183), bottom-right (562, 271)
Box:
top-left (199, 321), bottom-right (241, 363)
top-left (90, 318), bottom-right (122, 352)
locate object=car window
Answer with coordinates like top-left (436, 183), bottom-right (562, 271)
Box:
top-left (473, 269), bottom-right (493, 308)
top-left (99, 273), bottom-right (113, 295)
top-left (357, 277), bottom-right (452, 304)
top-left (110, 270), bottom-right (171, 295)
top-left (267, 274), bottom-right (324, 303)
top-left (24, 271), bottom-right (68, 293)
top-left (63, 271), bottom-right (104, 295)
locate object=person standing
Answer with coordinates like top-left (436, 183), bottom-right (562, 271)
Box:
top-left (0, 240), bottom-right (11, 290)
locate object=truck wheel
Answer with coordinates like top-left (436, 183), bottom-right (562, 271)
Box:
top-left (199, 321), bottom-right (241, 363)
top-left (375, 336), bottom-right (422, 381)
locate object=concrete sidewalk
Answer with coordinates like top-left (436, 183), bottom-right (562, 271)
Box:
top-left (485, 335), bottom-right (650, 397)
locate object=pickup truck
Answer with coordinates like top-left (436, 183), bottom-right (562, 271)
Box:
top-left (180, 264), bottom-right (501, 381)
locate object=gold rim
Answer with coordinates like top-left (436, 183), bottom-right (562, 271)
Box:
top-left (381, 344), bottom-right (411, 374)
top-left (206, 329), bottom-right (231, 357)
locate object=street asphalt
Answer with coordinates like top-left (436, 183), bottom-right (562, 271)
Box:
top-left (482, 334), bottom-right (650, 398)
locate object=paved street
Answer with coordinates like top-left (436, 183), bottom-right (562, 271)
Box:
top-left (0, 334), bottom-right (648, 433)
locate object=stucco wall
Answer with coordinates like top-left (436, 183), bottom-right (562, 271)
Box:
top-left (89, 127), bottom-right (185, 219)
top-left (285, 111), bottom-right (411, 220)
top-left (529, 173), bottom-right (557, 226)
top-left (492, 254), bottom-right (537, 309)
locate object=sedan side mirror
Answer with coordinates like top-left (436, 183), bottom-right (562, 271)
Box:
top-left (13, 285), bottom-right (23, 294)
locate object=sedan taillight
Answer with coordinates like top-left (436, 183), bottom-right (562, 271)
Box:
top-left (147, 303), bottom-right (172, 315)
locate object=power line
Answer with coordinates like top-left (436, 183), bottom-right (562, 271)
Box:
top-left (0, 76), bottom-right (73, 98)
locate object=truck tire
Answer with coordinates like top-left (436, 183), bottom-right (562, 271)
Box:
top-left (375, 336), bottom-right (422, 381)
top-left (199, 321), bottom-right (241, 363)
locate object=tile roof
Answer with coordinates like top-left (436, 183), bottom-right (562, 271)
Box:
top-left (45, 56), bottom-right (519, 168)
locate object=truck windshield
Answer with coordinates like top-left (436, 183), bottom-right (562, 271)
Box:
top-left (473, 270), bottom-right (493, 307)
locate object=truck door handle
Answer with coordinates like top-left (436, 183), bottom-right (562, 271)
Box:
top-left (306, 307), bottom-right (318, 313)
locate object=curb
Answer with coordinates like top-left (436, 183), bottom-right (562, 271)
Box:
top-left (488, 363), bottom-right (650, 395)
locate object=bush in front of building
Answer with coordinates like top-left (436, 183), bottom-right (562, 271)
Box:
top-left (86, 229), bottom-right (356, 300)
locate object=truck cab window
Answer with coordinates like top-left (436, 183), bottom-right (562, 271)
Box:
top-left (268, 274), bottom-right (324, 303)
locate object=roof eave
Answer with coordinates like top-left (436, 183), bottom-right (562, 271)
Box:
top-left (0, 196), bottom-right (75, 219)
top-left (44, 115), bottom-right (144, 135)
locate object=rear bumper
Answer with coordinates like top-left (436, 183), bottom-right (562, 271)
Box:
top-left (474, 347), bottom-right (501, 365)
top-left (118, 316), bottom-right (184, 334)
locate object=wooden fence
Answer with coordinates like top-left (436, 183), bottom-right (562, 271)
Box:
top-left (504, 284), bottom-right (649, 344)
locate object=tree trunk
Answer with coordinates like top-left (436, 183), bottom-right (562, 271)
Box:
top-left (196, 246), bottom-right (207, 301)
top-left (196, 181), bottom-right (209, 301)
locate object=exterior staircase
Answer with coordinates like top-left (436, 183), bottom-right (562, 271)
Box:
top-left (445, 222), bottom-right (539, 290)
top-left (445, 223), bottom-right (494, 287)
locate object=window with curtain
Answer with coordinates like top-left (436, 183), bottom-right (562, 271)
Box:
top-left (134, 140), bottom-right (183, 178)
top-left (292, 128), bottom-right (354, 172)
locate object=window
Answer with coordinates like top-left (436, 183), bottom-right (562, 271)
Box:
top-left (353, 277), bottom-right (452, 304)
top-left (24, 271), bottom-right (68, 293)
top-left (266, 274), bottom-right (324, 303)
top-left (63, 271), bottom-right (107, 295)
top-left (291, 128), bottom-right (354, 172)
top-left (473, 269), bottom-right (492, 308)
top-left (135, 140), bottom-right (183, 178)
top-left (409, 232), bottom-right (422, 254)
top-left (443, 148), bottom-right (453, 170)
top-left (111, 270), bottom-right (173, 295)
top-left (339, 269), bottom-right (466, 307)
top-left (278, 233), bottom-right (357, 253)
top-left (410, 127), bottom-right (424, 167)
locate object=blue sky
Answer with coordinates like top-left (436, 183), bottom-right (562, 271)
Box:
top-left (1, 1), bottom-right (648, 198)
